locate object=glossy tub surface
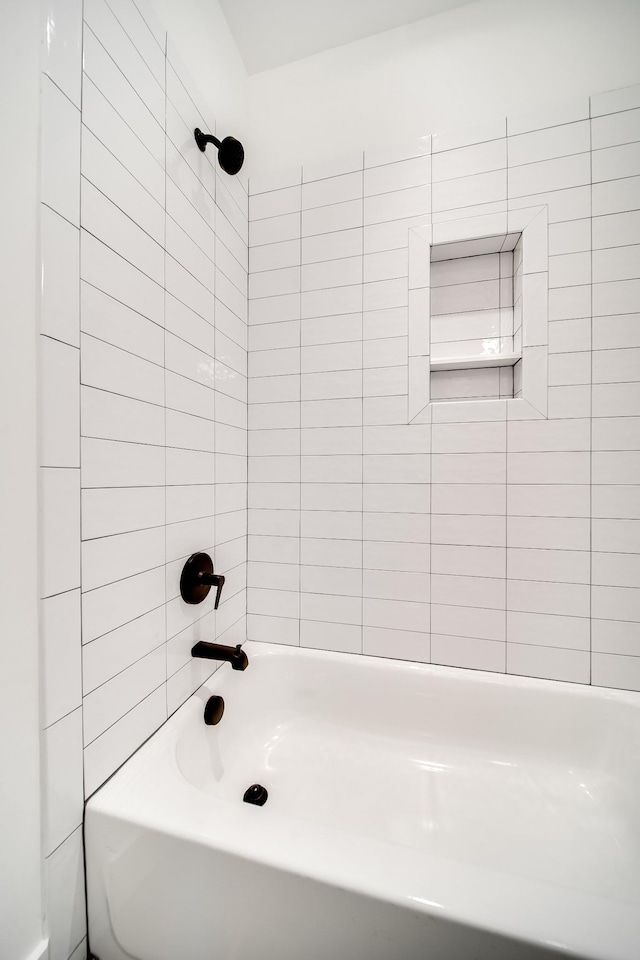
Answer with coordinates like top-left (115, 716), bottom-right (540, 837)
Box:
top-left (86, 641), bottom-right (640, 959)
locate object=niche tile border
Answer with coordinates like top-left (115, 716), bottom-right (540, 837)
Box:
top-left (407, 206), bottom-right (549, 423)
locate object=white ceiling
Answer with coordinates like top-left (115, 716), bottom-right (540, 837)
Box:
top-left (218, 0), bottom-right (474, 74)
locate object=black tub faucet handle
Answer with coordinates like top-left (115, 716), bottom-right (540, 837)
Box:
top-left (201, 571), bottom-right (225, 609)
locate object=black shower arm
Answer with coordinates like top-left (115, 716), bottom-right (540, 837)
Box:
top-left (194, 128), bottom-right (220, 152)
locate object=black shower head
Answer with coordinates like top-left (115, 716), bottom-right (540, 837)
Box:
top-left (194, 128), bottom-right (245, 175)
top-left (217, 136), bottom-right (244, 176)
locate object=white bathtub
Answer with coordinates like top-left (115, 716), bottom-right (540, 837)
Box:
top-left (86, 641), bottom-right (640, 960)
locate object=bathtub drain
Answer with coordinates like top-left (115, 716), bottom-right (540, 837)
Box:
top-left (243, 783), bottom-right (268, 806)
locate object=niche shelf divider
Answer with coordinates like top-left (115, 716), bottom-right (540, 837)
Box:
top-left (429, 352), bottom-right (521, 372)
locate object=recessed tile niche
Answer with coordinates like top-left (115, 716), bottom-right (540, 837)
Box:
top-left (429, 233), bottom-right (521, 401)
top-left (408, 208), bottom-right (549, 422)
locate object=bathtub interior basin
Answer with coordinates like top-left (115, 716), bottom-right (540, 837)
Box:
top-left (86, 641), bottom-right (640, 960)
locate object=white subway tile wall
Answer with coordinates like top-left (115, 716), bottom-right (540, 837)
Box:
top-left (247, 84), bottom-right (640, 696)
top-left (39, 0), bottom-right (247, 955)
top-left (39, 9), bottom-right (640, 950)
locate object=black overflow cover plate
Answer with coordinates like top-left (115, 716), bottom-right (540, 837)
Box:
top-left (203, 695), bottom-right (224, 725)
top-left (243, 783), bottom-right (268, 806)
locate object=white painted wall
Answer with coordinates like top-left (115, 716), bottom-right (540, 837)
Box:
top-left (0, 0), bottom-right (45, 958)
top-left (149, 0), bottom-right (249, 138)
top-left (246, 0), bottom-right (640, 172)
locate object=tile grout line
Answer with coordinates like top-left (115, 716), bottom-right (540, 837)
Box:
top-left (78, 1), bottom-right (87, 808)
top-left (299, 171), bottom-right (303, 649)
top-left (428, 139), bottom-right (433, 664)
top-left (505, 132), bottom-right (510, 675)
top-left (589, 96), bottom-right (594, 686)
top-left (163, 31), bottom-right (169, 718)
top-left (77, 6), bottom-right (91, 955)
top-left (361, 154), bottom-right (365, 656)
top-left (96, 0), bottom-right (164, 93)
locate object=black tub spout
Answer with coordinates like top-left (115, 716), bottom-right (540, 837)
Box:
top-left (191, 641), bottom-right (248, 671)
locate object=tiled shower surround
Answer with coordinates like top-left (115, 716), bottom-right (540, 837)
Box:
top-left (37, 2), bottom-right (640, 954)
top-left (39, 0), bottom-right (247, 955)
top-left (246, 86), bottom-right (640, 691)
